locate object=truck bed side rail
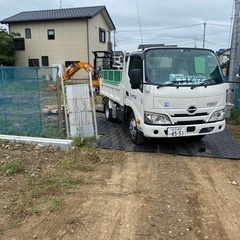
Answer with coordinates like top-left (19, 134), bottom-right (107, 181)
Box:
top-left (101, 70), bottom-right (122, 85)
top-left (100, 70), bottom-right (124, 105)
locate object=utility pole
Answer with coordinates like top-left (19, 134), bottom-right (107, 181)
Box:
top-left (113, 30), bottom-right (116, 52)
top-left (203, 21), bottom-right (206, 48)
top-left (229, 0), bottom-right (240, 104)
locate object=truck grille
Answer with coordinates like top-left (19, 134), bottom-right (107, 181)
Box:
top-left (174, 120), bottom-right (206, 125)
top-left (171, 112), bottom-right (208, 117)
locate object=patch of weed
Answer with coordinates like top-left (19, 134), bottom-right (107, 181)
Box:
top-left (48, 197), bottom-right (65, 212)
top-left (229, 107), bottom-right (240, 125)
top-left (72, 135), bottom-right (84, 147)
top-left (62, 174), bottom-right (81, 185)
top-left (72, 135), bottom-right (95, 147)
top-left (27, 175), bottom-right (63, 198)
top-left (4, 159), bottom-right (24, 175)
top-left (59, 159), bottom-right (95, 172)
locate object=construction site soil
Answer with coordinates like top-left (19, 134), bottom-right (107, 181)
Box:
top-left (0, 124), bottom-right (240, 240)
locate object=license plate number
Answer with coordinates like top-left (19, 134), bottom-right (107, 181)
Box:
top-left (167, 127), bottom-right (185, 137)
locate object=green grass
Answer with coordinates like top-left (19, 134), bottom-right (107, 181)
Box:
top-left (4, 147), bottom-right (98, 221)
top-left (229, 107), bottom-right (240, 125)
top-left (1, 134), bottom-right (119, 229)
top-left (59, 158), bottom-right (95, 172)
top-left (3, 158), bottom-right (24, 175)
top-left (48, 197), bottom-right (65, 212)
top-left (6, 171), bottom-right (82, 221)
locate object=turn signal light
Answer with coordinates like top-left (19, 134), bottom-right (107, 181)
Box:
top-left (136, 119), bottom-right (141, 125)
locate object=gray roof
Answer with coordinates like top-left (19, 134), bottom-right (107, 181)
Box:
top-left (1, 6), bottom-right (115, 30)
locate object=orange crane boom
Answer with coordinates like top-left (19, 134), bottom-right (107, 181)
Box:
top-left (62, 61), bottom-right (94, 81)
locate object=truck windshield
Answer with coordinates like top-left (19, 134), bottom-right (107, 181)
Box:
top-left (145, 48), bottom-right (224, 87)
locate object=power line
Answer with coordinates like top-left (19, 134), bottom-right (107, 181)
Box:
top-left (136, 0), bottom-right (143, 47)
top-left (207, 23), bottom-right (231, 27)
top-left (205, 40), bottom-right (228, 48)
top-left (115, 35), bottom-right (203, 43)
top-left (115, 21), bottom-right (231, 51)
top-left (117, 22), bottom-right (231, 33)
top-left (117, 23), bottom-right (203, 33)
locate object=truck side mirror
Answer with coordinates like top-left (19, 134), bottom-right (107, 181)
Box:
top-left (129, 69), bottom-right (142, 89)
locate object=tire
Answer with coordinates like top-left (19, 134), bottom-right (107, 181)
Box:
top-left (104, 100), bottom-right (114, 122)
top-left (128, 113), bottom-right (145, 145)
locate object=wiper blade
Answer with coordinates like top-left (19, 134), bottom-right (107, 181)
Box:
top-left (191, 81), bottom-right (208, 89)
top-left (190, 79), bottom-right (215, 89)
top-left (156, 82), bottom-right (175, 89)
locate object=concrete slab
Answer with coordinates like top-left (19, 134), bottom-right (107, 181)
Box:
top-left (0, 135), bottom-right (73, 151)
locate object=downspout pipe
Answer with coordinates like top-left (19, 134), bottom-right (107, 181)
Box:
top-left (87, 19), bottom-right (90, 63)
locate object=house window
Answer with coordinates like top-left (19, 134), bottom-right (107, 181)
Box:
top-left (47, 29), bottom-right (55, 40)
top-left (25, 28), bottom-right (31, 39)
top-left (28, 59), bottom-right (39, 67)
top-left (42, 56), bottom-right (49, 66)
top-left (65, 61), bottom-right (79, 67)
top-left (99, 28), bottom-right (106, 43)
top-left (13, 38), bottom-right (25, 50)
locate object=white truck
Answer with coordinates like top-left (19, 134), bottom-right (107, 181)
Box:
top-left (100, 47), bottom-right (229, 145)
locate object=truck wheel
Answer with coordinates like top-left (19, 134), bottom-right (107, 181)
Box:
top-left (104, 101), bottom-right (114, 122)
top-left (128, 113), bottom-right (145, 145)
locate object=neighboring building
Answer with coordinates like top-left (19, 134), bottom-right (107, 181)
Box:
top-left (1, 6), bottom-right (115, 70)
top-left (216, 48), bottom-right (231, 78)
top-left (113, 51), bottom-right (123, 69)
top-left (216, 48), bottom-right (230, 65)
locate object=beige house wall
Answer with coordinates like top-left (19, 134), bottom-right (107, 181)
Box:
top-left (88, 12), bottom-right (110, 64)
top-left (10, 12), bottom-right (111, 77)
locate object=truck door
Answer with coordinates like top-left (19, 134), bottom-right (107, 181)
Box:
top-left (126, 55), bottom-right (144, 116)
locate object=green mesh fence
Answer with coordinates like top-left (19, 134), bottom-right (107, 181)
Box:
top-left (0, 66), bottom-right (64, 138)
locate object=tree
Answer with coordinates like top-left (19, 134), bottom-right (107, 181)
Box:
top-left (0, 28), bottom-right (19, 66)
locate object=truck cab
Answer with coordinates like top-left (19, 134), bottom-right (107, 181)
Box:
top-left (101, 47), bottom-right (229, 144)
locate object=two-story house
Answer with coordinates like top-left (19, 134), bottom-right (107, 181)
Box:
top-left (216, 48), bottom-right (230, 66)
top-left (216, 48), bottom-right (231, 78)
top-left (1, 6), bottom-right (116, 70)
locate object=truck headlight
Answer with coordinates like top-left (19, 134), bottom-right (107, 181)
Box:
top-left (209, 109), bottom-right (225, 122)
top-left (144, 111), bottom-right (171, 125)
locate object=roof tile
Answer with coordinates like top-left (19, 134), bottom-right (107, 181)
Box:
top-left (1, 6), bottom-right (106, 23)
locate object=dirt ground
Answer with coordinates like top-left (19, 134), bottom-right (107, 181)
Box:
top-left (0, 126), bottom-right (240, 240)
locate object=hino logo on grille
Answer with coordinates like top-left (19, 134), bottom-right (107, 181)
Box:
top-left (187, 106), bottom-right (197, 115)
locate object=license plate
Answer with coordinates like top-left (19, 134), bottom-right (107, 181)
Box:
top-left (167, 127), bottom-right (185, 137)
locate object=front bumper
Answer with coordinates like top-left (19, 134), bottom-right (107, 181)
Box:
top-left (140, 120), bottom-right (226, 138)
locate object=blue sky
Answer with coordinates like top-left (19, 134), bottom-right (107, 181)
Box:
top-left (0, 0), bottom-right (234, 52)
